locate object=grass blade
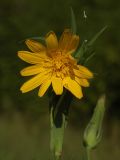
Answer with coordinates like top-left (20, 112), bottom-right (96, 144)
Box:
top-left (70, 7), bottom-right (77, 34)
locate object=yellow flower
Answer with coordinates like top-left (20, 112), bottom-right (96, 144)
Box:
top-left (18, 29), bottom-right (93, 99)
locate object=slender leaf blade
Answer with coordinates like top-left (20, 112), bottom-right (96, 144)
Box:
top-left (84, 52), bottom-right (95, 65)
top-left (74, 40), bottom-right (87, 59)
top-left (70, 7), bottom-right (77, 34)
top-left (74, 26), bottom-right (107, 61)
top-left (87, 26), bottom-right (108, 46)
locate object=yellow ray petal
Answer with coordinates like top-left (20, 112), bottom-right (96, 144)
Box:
top-left (59, 29), bottom-right (72, 50)
top-left (74, 66), bottom-right (93, 79)
top-left (20, 71), bottom-right (51, 93)
top-left (75, 77), bottom-right (90, 87)
top-left (63, 77), bottom-right (83, 99)
top-left (59, 29), bottom-right (79, 53)
top-left (67, 35), bottom-right (79, 54)
top-left (18, 51), bottom-right (47, 64)
top-left (45, 31), bottom-right (58, 50)
top-left (78, 66), bottom-right (93, 78)
top-left (25, 39), bottom-right (46, 52)
top-left (38, 79), bottom-right (51, 97)
top-left (52, 76), bottom-right (63, 95)
top-left (20, 65), bottom-right (45, 76)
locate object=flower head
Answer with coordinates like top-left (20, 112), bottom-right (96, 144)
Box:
top-left (18, 29), bottom-right (93, 99)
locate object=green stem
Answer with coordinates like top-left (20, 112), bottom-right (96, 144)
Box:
top-left (50, 108), bottom-right (55, 160)
top-left (85, 148), bottom-right (90, 160)
top-left (55, 156), bottom-right (61, 160)
top-left (50, 108), bottom-right (66, 160)
top-left (50, 151), bottom-right (55, 160)
top-left (50, 153), bottom-right (61, 160)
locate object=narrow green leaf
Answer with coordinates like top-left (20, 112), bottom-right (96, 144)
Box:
top-left (74, 40), bottom-right (87, 59)
top-left (74, 26), bottom-right (107, 62)
top-left (70, 7), bottom-right (77, 34)
top-left (84, 52), bottom-right (95, 65)
top-left (87, 26), bottom-right (108, 46)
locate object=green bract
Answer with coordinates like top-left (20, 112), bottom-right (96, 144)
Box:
top-left (83, 95), bottom-right (106, 149)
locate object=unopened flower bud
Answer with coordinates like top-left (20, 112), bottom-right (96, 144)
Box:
top-left (83, 95), bottom-right (105, 149)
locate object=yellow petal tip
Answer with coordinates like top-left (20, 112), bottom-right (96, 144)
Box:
top-left (17, 51), bottom-right (21, 57)
top-left (78, 94), bottom-right (83, 99)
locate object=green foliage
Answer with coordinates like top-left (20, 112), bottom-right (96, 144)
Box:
top-left (83, 95), bottom-right (106, 149)
top-left (74, 26), bottom-right (108, 64)
top-left (70, 7), bottom-right (77, 34)
top-left (0, 0), bottom-right (120, 121)
top-left (0, 113), bottom-right (120, 160)
top-left (50, 108), bottom-right (66, 160)
top-left (87, 26), bottom-right (108, 46)
top-left (0, 1), bottom-right (120, 159)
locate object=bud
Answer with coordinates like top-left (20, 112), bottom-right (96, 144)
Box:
top-left (83, 95), bottom-right (105, 149)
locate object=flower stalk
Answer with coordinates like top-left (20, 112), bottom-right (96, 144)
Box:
top-left (50, 108), bottom-right (66, 160)
top-left (49, 90), bottom-right (73, 160)
top-left (85, 148), bottom-right (90, 160)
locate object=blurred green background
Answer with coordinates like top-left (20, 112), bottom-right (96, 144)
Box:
top-left (0, 0), bottom-right (120, 159)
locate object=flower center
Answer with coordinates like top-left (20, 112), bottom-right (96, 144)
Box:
top-left (51, 51), bottom-right (77, 78)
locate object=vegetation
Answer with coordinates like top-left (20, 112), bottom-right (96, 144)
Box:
top-left (0, 0), bottom-right (120, 159)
